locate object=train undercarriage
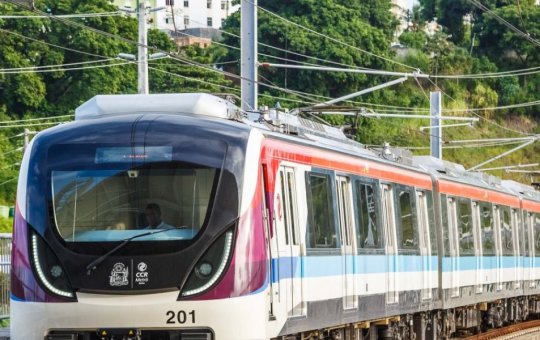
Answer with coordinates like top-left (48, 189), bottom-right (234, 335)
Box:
top-left (276, 295), bottom-right (540, 340)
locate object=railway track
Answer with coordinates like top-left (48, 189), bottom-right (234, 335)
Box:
top-left (461, 319), bottom-right (540, 340)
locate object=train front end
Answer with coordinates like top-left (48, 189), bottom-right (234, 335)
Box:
top-left (10, 94), bottom-right (269, 340)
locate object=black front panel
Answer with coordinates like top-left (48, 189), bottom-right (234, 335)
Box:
top-left (26, 113), bottom-right (250, 293)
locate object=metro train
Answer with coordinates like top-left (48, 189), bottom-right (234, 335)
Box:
top-left (10, 93), bottom-right (540, 340)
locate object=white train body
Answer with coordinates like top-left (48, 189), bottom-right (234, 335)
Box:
top-left (10, 93), bottom-right (540, 339)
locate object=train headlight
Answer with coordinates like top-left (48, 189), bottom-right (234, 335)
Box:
top-left (196, 262), bottom-right (213, 278)
top-left (30, 231), bottom-right (75, 299)
top-left (181, 229), bottom-right (234, 297)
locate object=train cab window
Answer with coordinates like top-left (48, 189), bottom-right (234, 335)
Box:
top-left (395, 186), bottom-right (417, 250)
top-left (500, 206), bottom-right (513, 255)
top-left (480, 202), bottom-right (495, 256)
top-left (354, 181), bottom-right (381, 249)
top-left (457, 198), bottom-right (473, 255)
top-left (52, 166), bottom-right (217, 242)
top-left (306, 173), bottom-right (338, 249)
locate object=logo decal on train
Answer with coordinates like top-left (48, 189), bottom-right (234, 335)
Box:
top-left (109, 263), bottom-right (129, 287)
top-left (135, 262), bottom-right (149, 285)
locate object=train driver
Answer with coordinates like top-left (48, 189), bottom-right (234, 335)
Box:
top-left (144, 203), bottom-right (173, 229)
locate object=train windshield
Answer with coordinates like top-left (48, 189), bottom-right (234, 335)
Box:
top-left (50, 145), bottom-right (222, 243)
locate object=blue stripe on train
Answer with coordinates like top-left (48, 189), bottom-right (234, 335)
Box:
top-left (271, 255), bottom-right (539, 283)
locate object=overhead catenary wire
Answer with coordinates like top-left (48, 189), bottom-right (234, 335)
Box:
top-left (248, 0), bottom-right (420, 71)
top-left (187, 17), bottom-right (380, 71)
top-left (0, 177), bottom-right (17, 186)
top-left (467, 0), bottom-right (540, 48)
top-left (0, 122), bottom-right (67, 129)
top-left (3, 0), bottom-right (538, 140)
top-left (1, 1), bottom-right (341, 109)
top-left (0, 114), bottom-right (74, 124)
top-left (0, 60), bottom-right (132, 74)
top-left (0, 11), bottom-right (123, 19)
top-left (0, 27), bottom-right (111, 59)
top-left (0, 58), bottom-right (118, 72)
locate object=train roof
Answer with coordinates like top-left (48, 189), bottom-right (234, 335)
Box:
top-left (74, 93), bottom-right (538, 198)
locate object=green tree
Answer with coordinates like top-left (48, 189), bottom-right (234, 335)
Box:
top-left (220, 0), bottom-right (399, 100)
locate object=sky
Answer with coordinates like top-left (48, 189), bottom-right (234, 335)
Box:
top-left (402, 0), bottom-right (418, 10)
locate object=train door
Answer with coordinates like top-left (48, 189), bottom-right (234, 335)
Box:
top-left (447, 197), bottom-right (460, 297)
top-left (276, 166), bottom-right (304, 317)
top-left (261, 164), bottom-right (276, 319)
top-left (511, 209), bottom-right (521, 289)
top-left (336, 176), bottom-right (357, 310)
top-left (493, 206), bottom-right (503, 291)
top-left (526, 212), bottom-right (535, 287)
top-left (416, 191), bottom-right (432, 300)
top-left (472, 202), bottom-right (483, 293)
top-left (381, 184), bottom-right (398, 304)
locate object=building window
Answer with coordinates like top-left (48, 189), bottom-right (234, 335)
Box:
top-left (207, 0), bottom-right (212, 9)
top-left (165, 18), bottom-right (170, 24)
top-left (221, 0), bottom-right (228, 10)
top-left (221, 18), bottom-right (225, 27)
top-left (183, 0), bottom-right (188, 7)
top-left (184, 15), bottom-right (189, 26)
top-left (207, 17), bottom-right (213, 27)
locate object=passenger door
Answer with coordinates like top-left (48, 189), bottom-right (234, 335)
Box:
top-left (381, 184), bottom-right (398, 304)
top-left (511, 209), bottom-right (521, 289)
top-left (447, 197), bottom-right (460, 297)
top-left (472, 202), bottom-right (484, 293)
top-left (416, 191), bottom-right (432, 300)
top-left (336, 176), bottom-right (357, 310)
top-left (493, 206), bottom-right (503, 291)
top-left (276, 166), bottom-right (304, 317)
top-left (527, 212), bottom-right (536, 287)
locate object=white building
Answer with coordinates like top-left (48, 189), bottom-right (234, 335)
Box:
top-left (113, 0), bottom-right (239, 30)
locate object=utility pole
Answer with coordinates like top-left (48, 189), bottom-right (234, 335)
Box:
top-left (241, 0), bottom-right (257, 111)
top-left (430, 92), bottom-right (442, 159)
top-left (137, 0), bottom-right (149, 95)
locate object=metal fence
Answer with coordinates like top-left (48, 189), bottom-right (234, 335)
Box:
top-left (0, 234), bottom-right (10, 319)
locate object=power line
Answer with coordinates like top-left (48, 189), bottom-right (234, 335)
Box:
top-left (0, 58), bottom-right (117, 72)
top-left (467, 0), bottom-right (540, 48)
top-left (0, 122), bottom-right (66, 129)
top-left (250, 1), bottom-right (420, 71)
top-left (0, 11), bottom-right (122, 19)
top-left (0, 147), bottom-right (23, 156)
top-left (0, 178), bottom-right (17, 186)
top-left (0, 60), bottom-right (132, 74)
top-left (0, 114), bottom-right (73, 124)
top-left (0, 27), bottom-right (111, 59)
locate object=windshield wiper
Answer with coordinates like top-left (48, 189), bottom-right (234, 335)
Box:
top-left (85, 226), bottom-right (185, 275)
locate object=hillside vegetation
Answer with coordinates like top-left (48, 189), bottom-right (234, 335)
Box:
top-left (0, 0), bottom-right (538, 222)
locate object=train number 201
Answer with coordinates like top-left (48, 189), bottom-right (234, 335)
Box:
top-left (166, 310), bottom-right (195, 324)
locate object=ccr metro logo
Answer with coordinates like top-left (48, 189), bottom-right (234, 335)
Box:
top-left (135, 262), bottom-right (149, 285)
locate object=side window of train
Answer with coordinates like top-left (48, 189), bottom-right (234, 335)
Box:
top-left (480, 202), bottom-right (495, 256)
top-left (354, 180), bottom-right (381, 250)
top-left (500, 206), bottom-right (513, 255)
top-left (457, 198), bottom-right (474, 256)
top-left (305, 172), bottom-right (338, 249)
top-left (395, 185), bottom-right (418, 251)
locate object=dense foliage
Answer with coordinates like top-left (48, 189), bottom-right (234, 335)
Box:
top-left (0, 0), bottom-right (539, 230)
